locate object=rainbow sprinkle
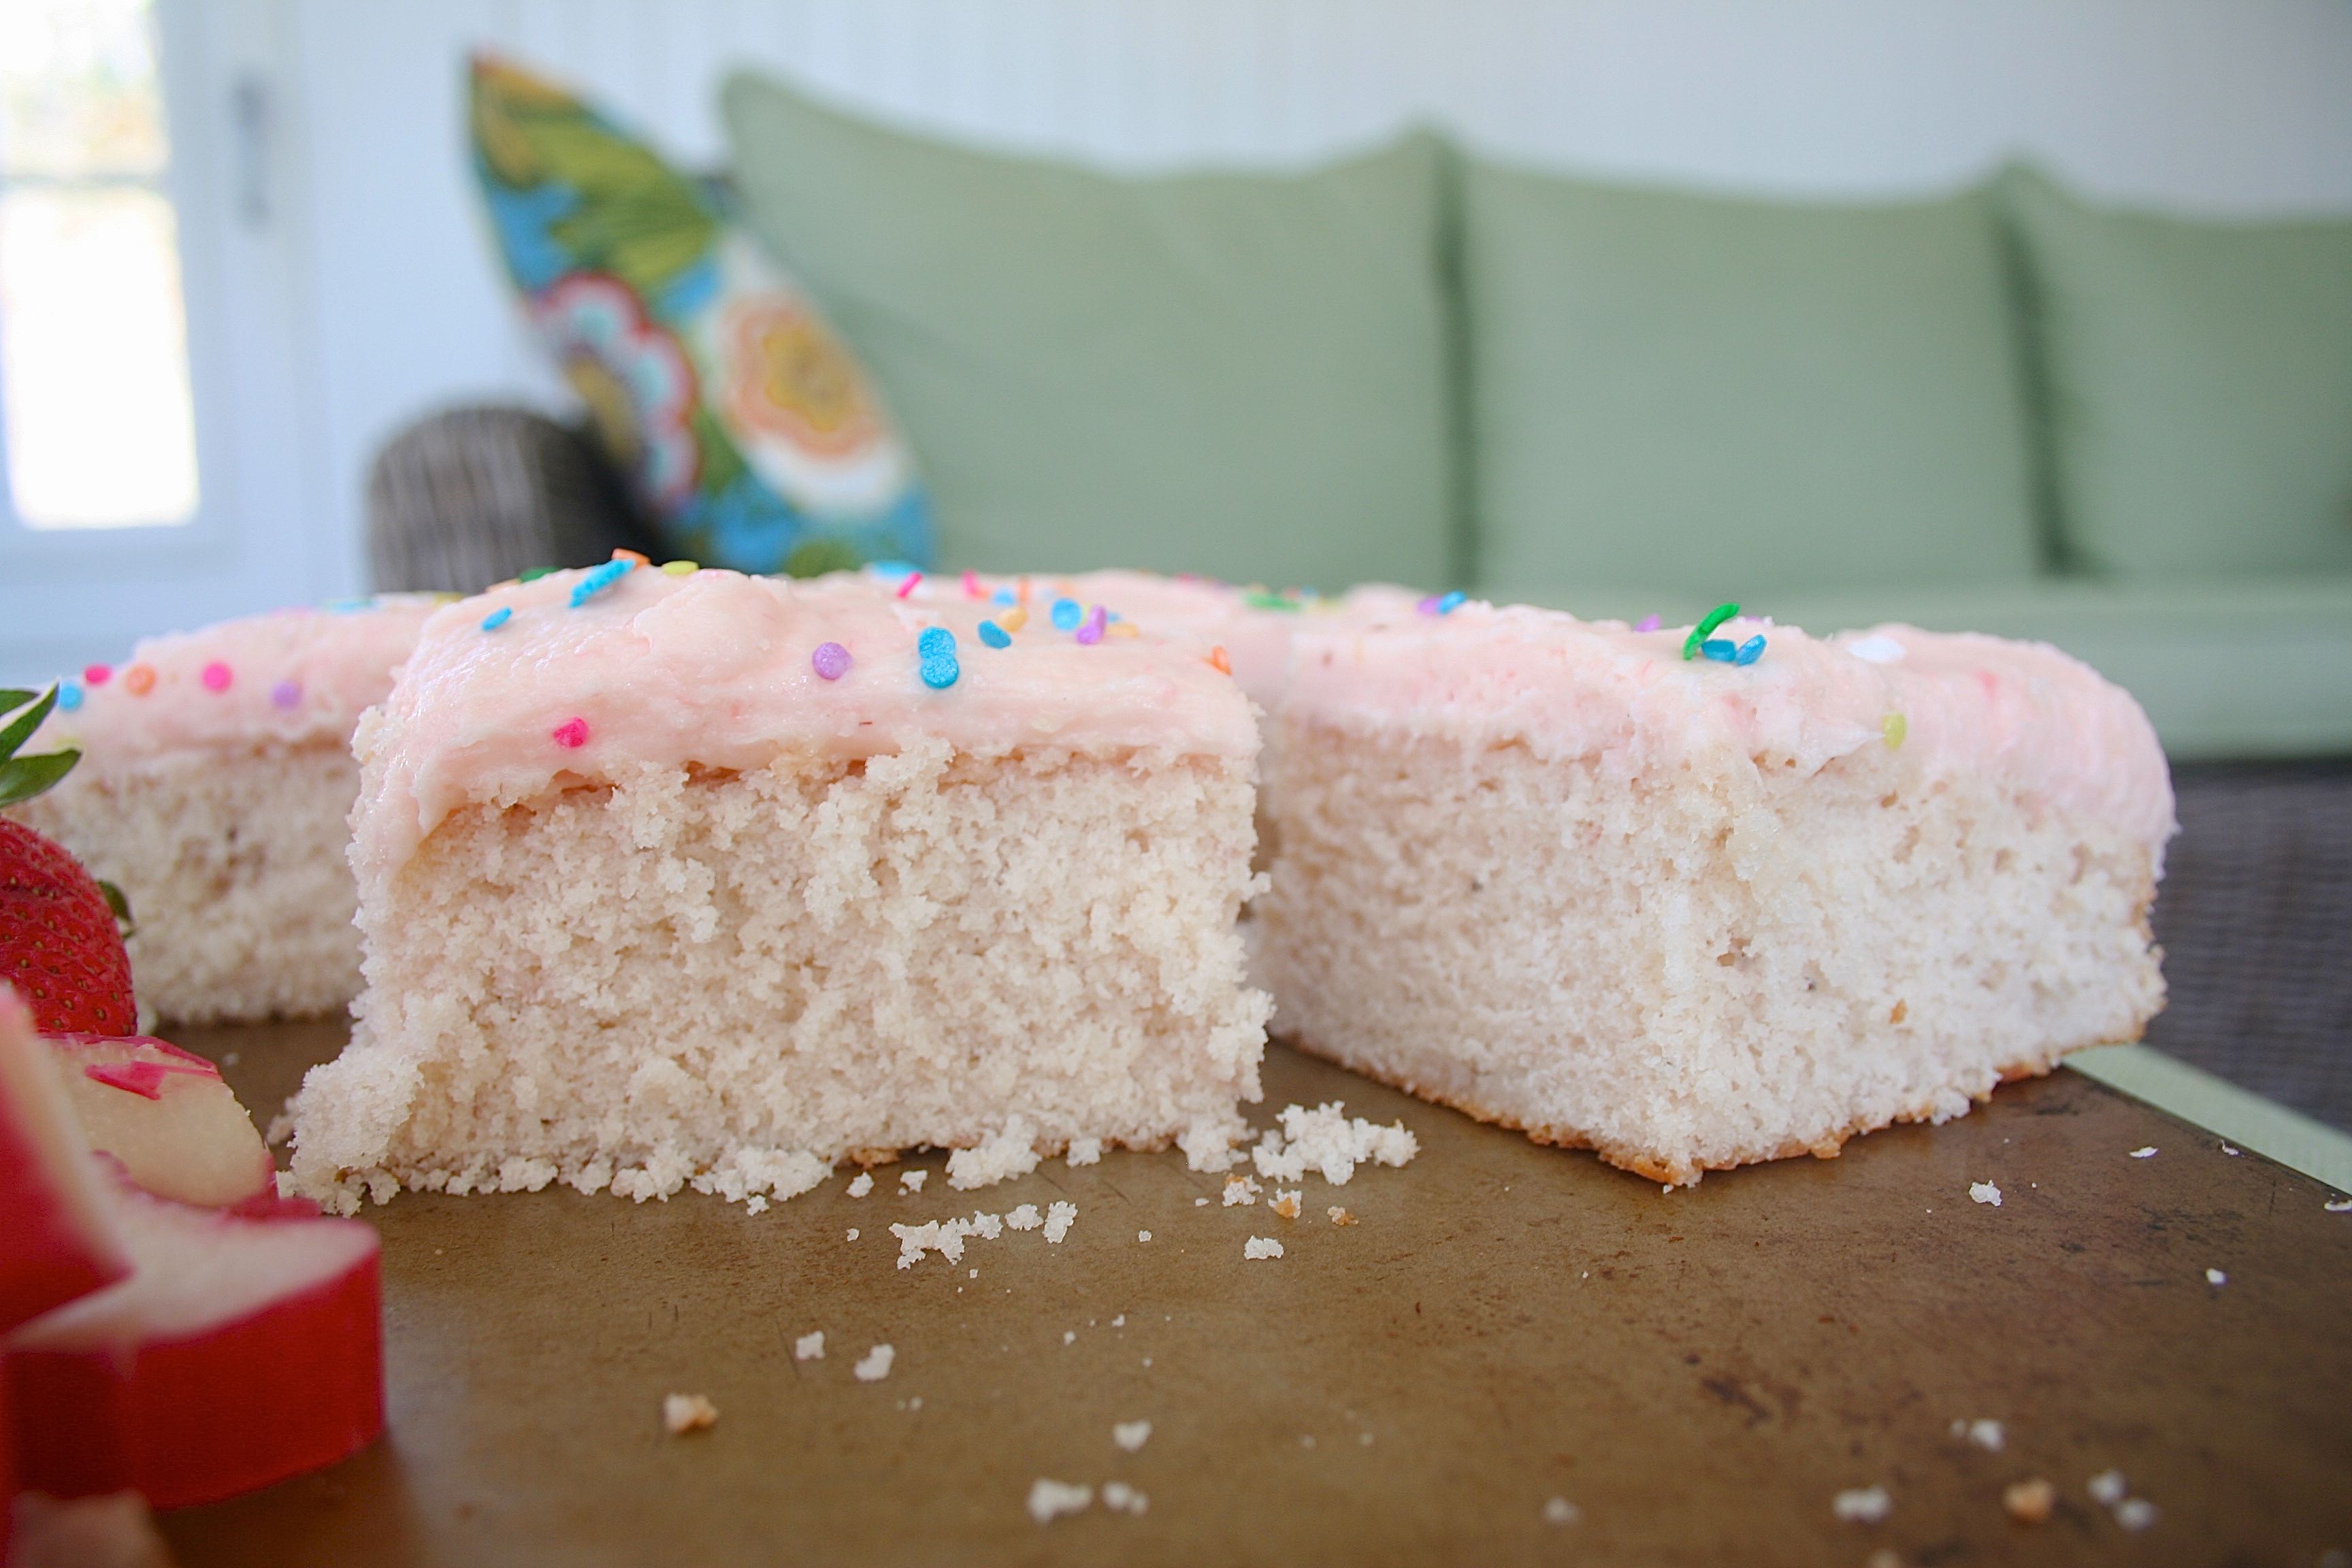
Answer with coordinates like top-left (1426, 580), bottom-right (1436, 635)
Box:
top-left (1050, 598), bottom-right (1083, 632)
top-left (917, 626), bottom-right (960, 689)
top-left (999, 605), bottom-right (1030, 634)
top-left (1075, 605), bottom-right (1107, 645)
top-left (1635, 615), bottom-right (1662, 634)
top-left (977, 620), bottom-right (1011, 649)
top-left (660, 560), bottom-right (698, 576)
top-left (201, 662), bottom-right (233, 693)
top-left (480, 606), bottom-right (512, 632)
top-left (991, 587), bottom-right (1017, 608)
top-left (519, 567), bottom-right (556, 583)
top-left (962, 570), bottom-right (983, 599)
top-left (1701, 639), bottom-right (1737, 661)
top-left (123, 665), bottom-right (154, 696)
top-left (1208, 646), bottom-right (1232, 674)
top-left (83, 664), bottom-right (111, 686)
top-left (570, 559), bottom-right (632, 607)
top-left (271, 679), bottom-right (303, 710)
top-left (325, 598), bottom-right (370, 615)
top-left (811, 642), bottom-right (852, 681)
top-left (1733, 635), bottom-right (1767, 666)
top-left (551, 717), bottom-right (589, 749)
top-left (1883, 714), bottom-right (1908, 750)
top-left (896, 571), bottom-right (924, 600)
top-left (56, 683), bottom-right (82, 712)
top-left (1683, 603), bottom-right (1740, 660)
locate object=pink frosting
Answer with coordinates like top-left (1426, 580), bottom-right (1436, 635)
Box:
top-left (354, 566), bottom-right (1257, 873)
top-left (1282, 602), bottom-right (2176, 863)
top-left (41, 596), bottom-right (442, 766)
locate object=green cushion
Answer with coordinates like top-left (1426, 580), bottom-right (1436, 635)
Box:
top-left (1492, 576), bottom-right (2352, 761)
top-left (720, 73), bottom-right (1454, 589)
top-left (1460, 159), bottom-right (2043, 598)
top-left (1999, 166), bottom-right (2352, 580)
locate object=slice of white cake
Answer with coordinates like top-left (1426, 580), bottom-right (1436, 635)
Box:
top-left (1258, 602), bottom-right (2172, 1186)
top-left (10, 599), bottom-right (439, 1026)
top-left (289, 564), bottom-right (1269, 1211)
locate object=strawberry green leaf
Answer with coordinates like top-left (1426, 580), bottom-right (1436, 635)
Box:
top-left (0, 747), bottom-right (78, 808)
top-left (0, 689), bottom-right (36, 717)
top-left (98, 878), bottom-right (136, 937)
top-left (0, 685), bottom-right (59, 767)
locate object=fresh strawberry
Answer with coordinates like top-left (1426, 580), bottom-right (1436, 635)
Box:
top-left (0, 687), bottom-right (137, 1035)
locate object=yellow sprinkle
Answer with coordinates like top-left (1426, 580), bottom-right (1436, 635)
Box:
top-left (661, 560), bottom-right (698, 576)
top-left (1883, 713), bottom-right (1907, 749)
top-left (998, 606), bottom-right (1028, 632)
top-left (1109, 621), bottom-right (1141, 638)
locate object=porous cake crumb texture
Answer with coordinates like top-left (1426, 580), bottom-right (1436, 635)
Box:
top-left (1261, 723), bottom-right (2163, 1186)
top-left (291, 739), bottom-right (1267, 1210)
top-left (13, 743), bottom-right (363, 1024)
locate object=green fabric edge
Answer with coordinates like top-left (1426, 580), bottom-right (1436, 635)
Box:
top-left (2067, 1045), bottom-right (2352, 1197)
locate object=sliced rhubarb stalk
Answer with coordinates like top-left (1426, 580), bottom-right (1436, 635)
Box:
top-left (4, 1170), bottom-right (382, 1508)
top-left (47, 1035), bottom-right (274, 1207)
top-left (0, 989), bottom-right (129, 1334)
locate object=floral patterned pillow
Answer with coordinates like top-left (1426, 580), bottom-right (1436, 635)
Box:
top-left (469, 54), bottom-right (930, 575)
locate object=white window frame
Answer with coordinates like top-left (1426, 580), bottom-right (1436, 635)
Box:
top-left (0, 0), bottom-right (333, 684)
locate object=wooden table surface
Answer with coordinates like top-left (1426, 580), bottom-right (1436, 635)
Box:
top-left (150, 1020), bottom-right (2351, 1568)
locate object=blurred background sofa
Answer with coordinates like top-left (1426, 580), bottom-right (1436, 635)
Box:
top-left (365, 67), bottom-right (2352, 1134)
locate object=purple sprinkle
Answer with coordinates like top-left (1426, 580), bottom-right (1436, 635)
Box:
top-left (1635, 614), bottom-right (1661, 634)
top-left (812, 642), bottom-right (852, 681)
top-left (1416, 595), bottom-right (1443, 615)
top-left (270, 679), bottom-right (303, 710)
top-left (1075, 605), bottom-right (1107, 646)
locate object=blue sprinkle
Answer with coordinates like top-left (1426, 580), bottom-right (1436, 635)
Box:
top-left (1733, 634), bottom-right (1767, 666)
top-left (870, 559), bottom-right (921, 582)
top-left (570, 559), bottom-right (633, 608)
top-left (917, 626), bottom-right (956, 659)
top-left (977, 620), bottom-right (1011, 649)
top-left (480, 606), bottom-right (512, 632)
top-left (1437, 590), bottom-right (1467, 615)
top-left (56, 682), bottom-right (83, 712)
top-left (991, 587), bottom-right (1017, 607)
top-left (1050, 598), bottom-right (1083, 632)
top-left (920, 655), bottom-right (959, 689)
top-left (325, 598), bottom-right (372, 615)
top-left (1701, 638), bottom-right (1737, 662)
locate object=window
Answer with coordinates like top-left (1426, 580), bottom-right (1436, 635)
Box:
top-left (0, 0), bottom-right (199, 529)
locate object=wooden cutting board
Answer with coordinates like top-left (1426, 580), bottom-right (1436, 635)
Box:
top-left (148, 1020), bottom-right (2352, 1567)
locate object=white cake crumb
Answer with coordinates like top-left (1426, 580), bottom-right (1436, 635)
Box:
top-left (1969, 1181), bottom-right (2002, 1207)
top-left (745, 1195), bottom-right (768, 1215)
top-left (1043, 1200), bottom-right (1078, 1243)
top-left (1271, 1189), bottom-right (1302, 1220)
top-left (1138, 1230), bottom-right (1152, 1243)
top-left (1846, 634), bottom-right (1907, 664)
top-left (1965, 1418), bottom-right (2005, 1451)
top-left (1007, 1203), bottom-right (1043, 1231)
top-left (1328, 1206), bottom-right (1356, 1226)
top-left (1111, 1313), bottom-right (1125, 1327)
top-left (947, 1118), bottom-right (1043, 1190)
top-left (1243, 1236), bottom-right (1284, 1260)
top-left (2087, 1470), bottom-right (2128, 1507)
top-left (1113, 1419), bottom-right (1152, 1452)
top-left (847, 1171), bottom-right (874, 1198)
top-left (2328, 1198), bottom-right (2352, 1212)
top-left (847, 1227), bottom-right (859, 1241)
top-left (969, 1267), bottom-right (979, 1278)
top-left (1063, 1330), bottom-right (1076, 1345)
top-left (2128, 1147), bottom-right (2157, 1159)
top-left (1102, 1482), bottom-right (1148, 1516)
top-left (2221, 1142), bottom-right (2240, 1156)
top-left (2205, 1267), bottom-right (2227, 1286)
top-left (1194, 1196), bottom-right (1209, 1207)
top-left (1251, 1102), bottom-right (1418, 1186)
top-left (1066, 1137), bottom-right (1103, 1166)
top-left (900, 1169), bottom-right (928, 1192)
top-left (1223, 1175), bottom-right (1260, 1206)
top-left (969, 1211), bottom-right (1004, 1240)
top-left (891, 1220), bottom-right (962, 1270)
top-left (853, 1344), bottom-right (895, 1382)
top-left (1832, 1486), bottom-right (1891, 1524)
top-left (2003, 1477), bottom-right (2055, 1523)
top-left (662, 1393), bottom-right (718, 1434)
top-left (794, 1331), bottom-right (825, 1360)
top-left (2115, 1497), bottom-right (2159, 1532)
top-left (1542, 1497), bottom-right (1580, 1526)
top-left (1026, 1479), bottom-right (1092, 1524)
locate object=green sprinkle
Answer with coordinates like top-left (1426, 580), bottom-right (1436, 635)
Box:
top-left (1682, 602), bottom-right (1740, 661)
top-left (519, 567), bottom-right (556, 583)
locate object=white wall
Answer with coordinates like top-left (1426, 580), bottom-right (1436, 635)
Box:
top-left (14, 0), bottom-right (2351, 678)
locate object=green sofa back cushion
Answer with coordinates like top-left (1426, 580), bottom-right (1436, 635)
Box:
top-left (1999, 165), bottom-right (2352, 580)
top-left (1460, 159), bottom-right (2042, 597)
top-left (721, 72), bottom-right (1454, 589)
